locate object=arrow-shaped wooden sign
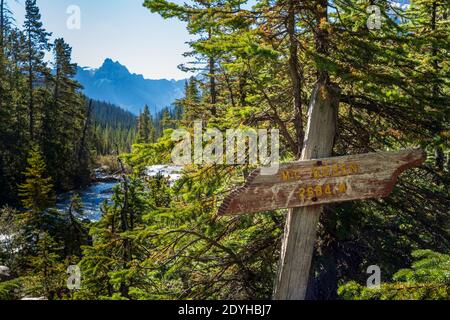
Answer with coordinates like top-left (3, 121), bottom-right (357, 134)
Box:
top-left (218, 149), bottom-right (426, 216)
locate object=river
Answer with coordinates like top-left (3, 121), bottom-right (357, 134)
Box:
top-left (55, 181), bottom-right (118, 221)
top-left (55, 165), bottom-right (183, 222)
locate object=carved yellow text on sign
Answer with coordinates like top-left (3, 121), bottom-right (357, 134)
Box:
top-left (218, 149), bottom-right (425, 216)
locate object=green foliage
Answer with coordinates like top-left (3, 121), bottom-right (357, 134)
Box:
top-left (0, 0), bottom-right (130, 300)
top-left (26, 232), bottom-right (66, 299)
top-left (130, 0), bottom-right (449, 300)
top-left (0, 278), bottom-right (24, 300)
top-left (23, 0), bottom-right (52, 139)
top-left (338, 250), bottom-right (450, 300)
top-left (76, 164), bottom-right (282, 299)
top-left (0, 206), bottom-right (26, 272)
top-left (75, 177), bottom-right (150, 300)
top-left (18, 144), bottom-right (54, 213)
top-left (62, 194), bottom-right (90, 258)
top-left (42, 37), bottom-right (90, 190)
top-left (136, 105), bottom-right (156, 144)
top-left (91, 100), bottom-right (137, 155)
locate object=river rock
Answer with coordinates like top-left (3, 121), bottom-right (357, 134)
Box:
top-left (0, 265), bottom-right (11, 279)
top-left (93, 166), bottom-right (120, 182)
top-left (144, 165), bottom-right (183, 184)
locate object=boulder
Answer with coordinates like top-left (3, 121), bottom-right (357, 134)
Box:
top-left (0, 265), bottom-right (10, 279)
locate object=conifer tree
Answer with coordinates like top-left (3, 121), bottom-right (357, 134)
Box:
top-left (76, 177), bottom-right (149, 299)
top-left (63, 194), bottom-right (89, 258)
top-left (175, 76), bottom-right (200, 121)
top-left (144, 0), bottom-right (233, 117)
top-left (0, 0), bottom-right (10, 51)
top-left (43, 38), bottom-right (86, 189)
top-left (28, 231), bottom-right (65, 299)
top-left (160, 108), bottom-right (170, 130)
top-left (18, 144), bottom-right (56, 262)
top-left (136, 105), bottom-right (155, 144)
top-left (23, 0), bottom-right (51, 140)
top-left (18, 144), bottom-right (54, 214)
top-left (0, 0), bottom-right (4, 50)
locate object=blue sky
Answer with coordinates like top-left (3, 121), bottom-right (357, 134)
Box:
top-left (8, 0), bottom-right (191, 80)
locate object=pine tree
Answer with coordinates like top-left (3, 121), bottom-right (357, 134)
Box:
top-left (0, 0), bottom-right (10, 51)
top-left (160, 108), bottom-right (170, 130)
top-left (136, 105), bottom-right (155, 144)
top-left (63, 194), bottom-right (89, 258)
top-left (27, 231), bottom-right (65, 299)
top-left (144, 0), bottom-right (231, 117)
top-left (18, 144), bottom-right (54, 214)
top-left (0, 0), bottom-right (4, 50)
top-left (23, 0), bottom-right (51, 140)
top-left (174, 76), bottom-right (200, 121)
top-left (42, 38), bottom-right (87, 190)
top-left (76, 177), bottom-right (149, 299)
top-left (17, 145), bottom-right (56, 270)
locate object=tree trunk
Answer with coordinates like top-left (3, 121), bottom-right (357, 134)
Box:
top-left (118, 152), bottom-right (131, 298)
top-left (208, 28), bottom-right (217, 116)
top-left (431, 2), bottom-right (443, 174)
top-left (446, 152), bottom-right (450, 172)
top-left (273, 82), bottom-right (339, 300)
top-left (0, 0), bottom-right (3, 111)
top-left (78, 99), bottom-right (92, 165)
top-left (28, 33), bottom-right (34, 140)
top-left (209, 55), bottom-right (217, 116)
top-left (0, 0), bottom-right (4, 50)
top-left (238, 72), bottom-right (248, 106)
top-left (287, 0), bottom-right (304, 157)
top-left (435, 146), bottom-right (444, 171)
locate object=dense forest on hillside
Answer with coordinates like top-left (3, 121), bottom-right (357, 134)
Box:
top-left (91, 100), bottom-right (138, 155)
top-left (1, 0), bottom-right (449, 301)
top-left (0, 0), bottom-right (93, 203)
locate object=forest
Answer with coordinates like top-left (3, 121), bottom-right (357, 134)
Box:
top-left (0, 0), bottom-right (449, 301)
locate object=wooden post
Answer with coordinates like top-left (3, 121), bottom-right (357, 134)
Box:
top-left (273, 82), bottom-right (339, 300)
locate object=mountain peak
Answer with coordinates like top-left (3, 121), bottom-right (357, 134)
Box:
top-left (102, 58), bottom-right (122, 67)
top-left (96, 58), bottom-right (130, 79)
top-left (75, 59), bottom-right (186, 115)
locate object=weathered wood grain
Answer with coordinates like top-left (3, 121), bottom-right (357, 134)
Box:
top-left (273, 83), bottom-right (339, 300)
top-left (218, 148), bottom-right (426, 216)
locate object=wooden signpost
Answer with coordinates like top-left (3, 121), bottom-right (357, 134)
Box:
top-left (218, 148), bottom-right (426, 299)
top-left (218, 149), bottom-right (426, 216)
